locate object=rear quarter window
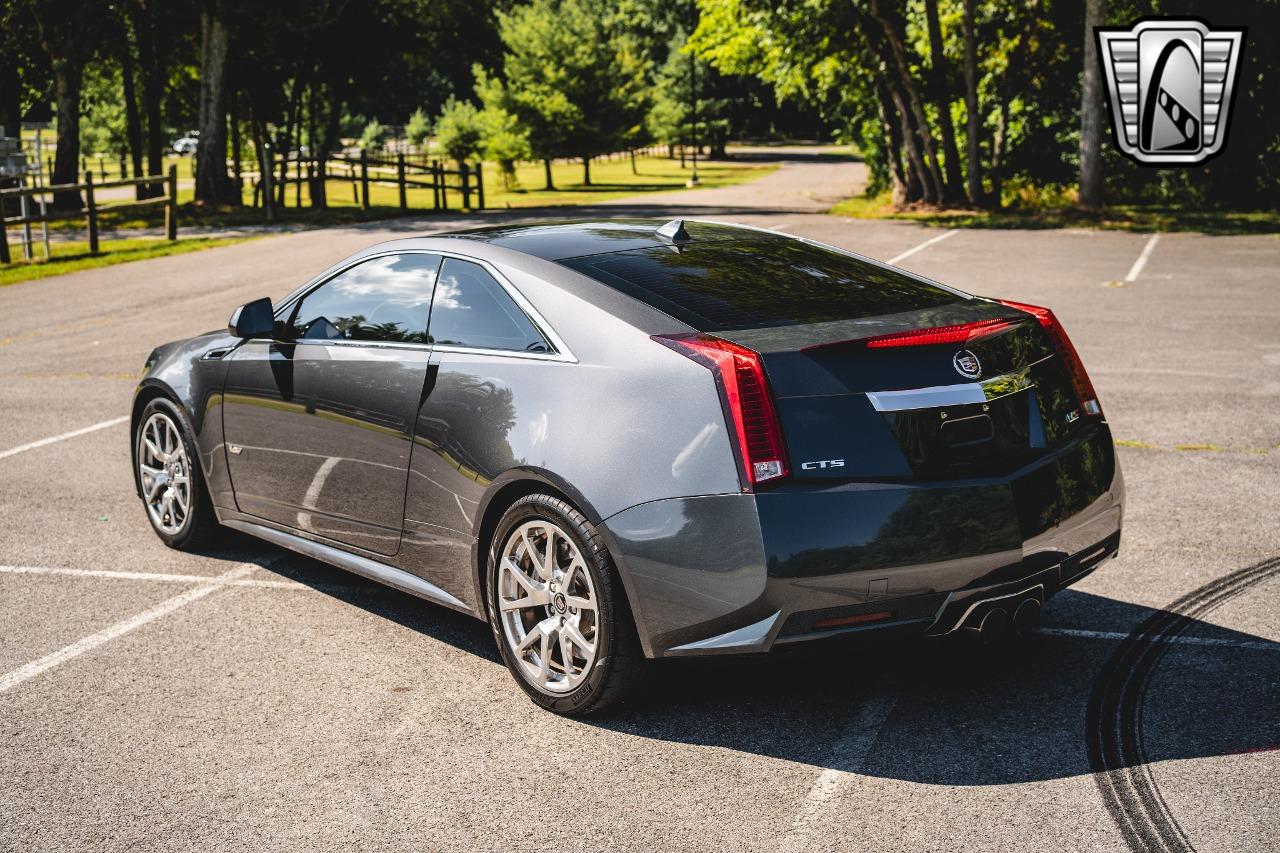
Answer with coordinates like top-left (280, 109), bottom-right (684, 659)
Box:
top-left (559, 236), bottom-right (961, 331)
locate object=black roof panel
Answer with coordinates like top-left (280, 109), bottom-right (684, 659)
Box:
top-left (442, 219), bottom-right (744, 261)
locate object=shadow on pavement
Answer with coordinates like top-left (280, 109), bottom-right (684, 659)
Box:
top-left (250, 546), bottom-right (1279, 786)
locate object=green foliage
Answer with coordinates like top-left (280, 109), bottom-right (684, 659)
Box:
top-left (488, 0), bottom-right (651, 162)
top-left (405, 108), bottom-right (431, 148)
top-left (359, 118), bottom-right (386, 151)
top-left (433, 97), bottom-right (484, 165)
top-left (80, 61), bottom-right (128, 157)
top-left (474, 68), bottom-right (531, 186)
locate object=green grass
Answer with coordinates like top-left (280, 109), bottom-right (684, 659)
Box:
top-left (831, 192), bottom-right (1280, 235)
top-left (0, 236), bottom-right (252, 287)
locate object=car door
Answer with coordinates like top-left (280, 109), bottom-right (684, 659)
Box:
top-left (222, 251), bottom-right (442, 556)
top-left (402, 257), bottom-right (566, 588)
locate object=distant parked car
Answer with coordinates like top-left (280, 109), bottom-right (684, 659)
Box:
top-left (172, 132), bottom-right (199, 155)
top-left (130, 219), bottom-right (1124, 715)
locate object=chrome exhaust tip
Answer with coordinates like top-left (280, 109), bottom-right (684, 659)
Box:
top-left (1012, 597), bottom-right (1042, 636)
top-left (976, 607), bottom-right (1010, 643)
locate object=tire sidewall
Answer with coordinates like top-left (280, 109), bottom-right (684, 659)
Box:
top-left (486, 495), bottom-right (619, 715)
top-left (134, 397), bottom-right (208, 550)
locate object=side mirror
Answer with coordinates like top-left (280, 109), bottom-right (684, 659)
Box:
top-left (228, 297), bottom-right (275, 338)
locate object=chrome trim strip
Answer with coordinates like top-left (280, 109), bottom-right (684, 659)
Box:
top-left (667, 611), bottom-right (781, 654)
top-left (430, 343), bottom-right (573, 363)
top-left (223, 519), bottom-right (471, 613)
top-left (867, 383), bottom-right (986, 412)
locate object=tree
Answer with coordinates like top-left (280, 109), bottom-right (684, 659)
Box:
top-left (1078, 0), bottom-right (1106, 210)
top-left (195, 0), bottom-right (238, 205)
top-left (961, 0), bottom-right (981, 205)
top-left (405, 107), bottom-right (431, 149)
top-left (489, 0), bottom-right (649, 187)
top-left (30, 0), bottom-right (106, 210)
top-left (474, 68), bottom-right (530, 188)
top-left (433, 97), bottom-right (482, 166)
top-left (359, 118), bottom-right (386, 151)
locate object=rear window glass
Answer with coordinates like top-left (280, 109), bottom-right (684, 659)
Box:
top-left (559, 237), bottom-right (961, 331)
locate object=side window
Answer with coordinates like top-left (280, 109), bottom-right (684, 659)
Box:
top-left (428, 259), bottom-right (551, 353)
top-left (290, 253), bottom-right (441, 343)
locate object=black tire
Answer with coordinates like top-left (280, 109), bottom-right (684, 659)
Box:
top-left (133, 397), bottom-right (221, 551)
top-left (485, 493), bottom-right (646, 716)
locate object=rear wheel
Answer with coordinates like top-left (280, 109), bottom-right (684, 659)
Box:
top-left (134, 397), bottom-right (220, 550)
top-left (486, 493), bottom-right (644, 716)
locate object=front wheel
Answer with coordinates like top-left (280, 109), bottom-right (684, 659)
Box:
top-left (134, 397), bottom-right (220, 550)
top-left (487, 494), bottom-right (645, 716)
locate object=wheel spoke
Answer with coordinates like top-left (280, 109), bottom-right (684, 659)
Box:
top-left (558, 629), bottom-right (577, 680)
top-left (564, 594), bottom-right (593, 612)
top-left (563, 620), bottom-right (594, 656)
top-left (537, 631), bottom-right (552, 681)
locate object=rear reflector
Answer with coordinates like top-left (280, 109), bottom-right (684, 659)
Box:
top-left (802, 317), bottom-right (1018, 351)
top-left (813, 611), bottom-right (896, 630)
top-left (997, 299), bottom-right (1103, 417)
top-left (653, 334), bottom-right (789, 489)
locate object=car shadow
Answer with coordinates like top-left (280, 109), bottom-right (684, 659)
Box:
top-left (249, 545), bottom-right (1279, 786)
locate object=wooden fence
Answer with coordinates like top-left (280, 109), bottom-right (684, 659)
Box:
top-left (247, 151), bottom-right (484, 214)
top-left (0, 166), bottom-right (177, 264)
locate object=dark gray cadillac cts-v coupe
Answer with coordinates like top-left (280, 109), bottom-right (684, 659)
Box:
top-left (132, 219), bottom-right (1123, 714)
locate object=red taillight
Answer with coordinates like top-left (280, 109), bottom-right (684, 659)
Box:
top-left (862, 318), bottom-right (1018, 349)
top-left (653, 334), bottom-right (789, 489)
top-left (997, 299), bottom-right (1103, 417)
top-left (800, 317), bottom-right (1018, 352)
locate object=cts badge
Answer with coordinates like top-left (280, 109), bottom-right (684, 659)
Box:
top-left (1096, 18), bottom-right (1246, 165)
top-left (953, 349), bottom-right (982, 379)
top-left (800, 459), bottom-right (845, 471)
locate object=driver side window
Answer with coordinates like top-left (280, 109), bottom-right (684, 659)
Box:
top-left (290, 253), bottom-right (441, 344)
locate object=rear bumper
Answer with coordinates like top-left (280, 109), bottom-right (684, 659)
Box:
top-left (601, 421), bottom-right (1123, 658)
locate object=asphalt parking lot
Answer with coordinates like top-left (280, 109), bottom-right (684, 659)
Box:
top-left (1, 155), bottom-right (1277, 851)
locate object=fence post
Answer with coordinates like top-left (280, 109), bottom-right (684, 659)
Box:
top-left (431, 160), bottom-right (440, 210)
top-left (360, 150), bottom-right (370, 210)
top-left (165, 164), bottom-right (178, 240)
top-left (0, 194), bottom-right (9, 264)
top-left (85, 171), bottom-right (99, 254)
top-left (119, 154), bottom-right (127, 179)
top-left (475, 162), bottom-right (484, 210)
top-left (460, 162), bottom-right (471, 210)
top-left (397, 153), bottom-right (407, 211)
top-left (294, 158), bottom-right (302, 207)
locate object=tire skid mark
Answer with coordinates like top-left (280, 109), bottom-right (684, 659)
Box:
top-left (1086, 555), bottom-right (1280, 852)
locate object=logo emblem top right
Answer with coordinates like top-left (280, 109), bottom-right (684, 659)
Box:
top-left (1096, 19), bottom-right (1246, 165)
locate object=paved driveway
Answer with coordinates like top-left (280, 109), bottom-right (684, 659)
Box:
top-left (1, 151), bottom-right (1277, 852)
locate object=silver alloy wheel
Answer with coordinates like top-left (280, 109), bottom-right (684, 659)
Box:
top-left (137, 412), bottom-right (192, 536)
top-left (498, 519), bottom-right (600, 693)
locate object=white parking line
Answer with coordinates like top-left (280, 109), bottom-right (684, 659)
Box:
top-left (0, 415), bottom-right (129, 461)
top-left (886, 229), bottom-right (958, 266)
top-left (1123, 233), bottom-right (1161, 282)
top-left (778, 691), bottom-right (900, 853)
top-left (0, 564), bottom-right (256, 694)
top-left (1037, 626), bottom-right (1278, 652)
top-left (0, 564), bottom-right (306, 590)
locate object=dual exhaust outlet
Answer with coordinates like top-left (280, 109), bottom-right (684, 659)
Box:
top-left (958, 586), bottom-right (1044, 643)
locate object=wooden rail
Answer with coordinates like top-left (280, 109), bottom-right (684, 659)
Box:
top-left (249, 151), bottom-right (484, 215)
top-left (0, 166), bottom-right (177, 264)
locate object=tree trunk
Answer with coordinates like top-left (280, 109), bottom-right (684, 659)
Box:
top-left (990, 2), bottom-right (1039, 208)
top-left (250, 112), bottom-right (274, 222)
top-left (543, 158), bottom-right (554, 190)
top-left (581, 156), bottom-right (590, 186)
top-left (1079, 0), bottom-right (1106, 210)
top-left (888, 83), bottom-right (932, 204)
top-left (874, 82), bottom-right (908, 207)
top-left (630, 148), bottom-right (637, 175)
top-left (962, 0), bottom-right (982, 205)
top-left (195, 7), bottom-right (237, 205)
top-left (50, 59), bottom-right (84, 211)
top-left (120, 43), bottom-right (145, 198)
top-left (872, 2), bottom-right (945, 204)
top-left (923, 0), bottom-right (965, 202)
top-left (0, 60), bottom-right (20, 142)
top-left (133, 3), bottom-right (166, 199)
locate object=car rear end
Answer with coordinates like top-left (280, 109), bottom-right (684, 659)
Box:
top-left (563, 224), bottom-right (1122, 657)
